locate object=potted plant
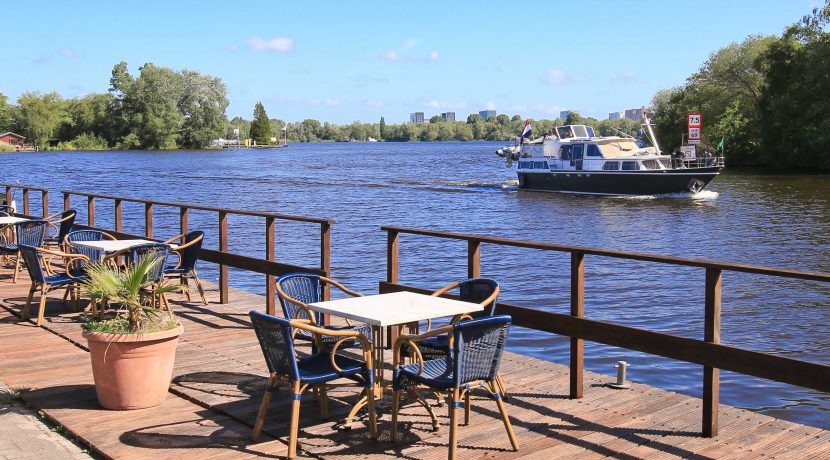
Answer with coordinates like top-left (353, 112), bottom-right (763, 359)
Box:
top-left (81, 257), bottom-right (183, 410)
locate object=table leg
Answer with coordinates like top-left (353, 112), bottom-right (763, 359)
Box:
top-left (342, 325), bottom-right (385, 430)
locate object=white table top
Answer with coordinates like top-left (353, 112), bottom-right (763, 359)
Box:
top-left (70, 239), bottom-right (176, 253)
top-left (0, 216), bottom-right (29, 225)
top-left (308, 291), bottom-right (483, 327)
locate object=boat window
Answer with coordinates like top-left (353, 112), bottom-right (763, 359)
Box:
top-left (602, 161), bottom-right (619, 170)
top-left (556, 126), bottom-right (574, 139)
top-left (621, 161), bottom-right (638, 171)
top-left (559, 145), bottom-right (573, 161)
top-left (533, 161), bottom-right (546, 169)
top-left (587, 144), bottom-right (602, 157)
top-left (519, 161), bottom-right (530, 169)
top-left (642, 159), bottom-right (660, 170)
top-left (572, 126), bottom-right (588, 138)
top-left (586, 126), bottom-right (596, 137)
top-left (572, 144), bottom-right (584, 159)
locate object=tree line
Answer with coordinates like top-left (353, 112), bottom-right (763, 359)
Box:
top-left (651, 1), bottom-right (830, 170)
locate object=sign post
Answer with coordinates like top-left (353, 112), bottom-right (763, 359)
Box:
top-left (688, 113), bottom-right (702, 145)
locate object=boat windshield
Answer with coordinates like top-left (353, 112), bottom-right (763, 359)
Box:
top-left (572, 126), bottom-right (588, 138)
top-left (596, 139), bottom-right (640, 158)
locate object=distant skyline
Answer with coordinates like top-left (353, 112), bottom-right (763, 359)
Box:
top-left (1, 1), bottom-right (816, 124)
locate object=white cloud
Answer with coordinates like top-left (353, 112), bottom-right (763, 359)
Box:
top-left (324, 99), bottom-right (340, 107)
top-left (545, 68), bottom-right (583, 85)
top-left (429, 50), bottom-right (439, 61)
top-left (485, 101), bottom-right (497, 110)
top-left (378, 51), bottom-right (400, 61)
top-left (403, 38), bottom-right (418, 49)
top-left (427, 100), bottom-right (467, 110)
top-left (247, 37), bottom-right (294, 53)
top-left (610, 71), bottom-right (636, 83)
top-left (59, 48), bottom-right (77, 58)
top-left (367, 100), bottom-right (384, 108)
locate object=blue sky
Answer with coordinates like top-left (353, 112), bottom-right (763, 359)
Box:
top-left (1, 1), bottom-right (817, 124)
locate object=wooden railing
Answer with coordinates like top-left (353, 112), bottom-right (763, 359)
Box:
top-left (380, 225), bottom-right (830, 437)
top-left (2, 183), bottom-right (334, 313)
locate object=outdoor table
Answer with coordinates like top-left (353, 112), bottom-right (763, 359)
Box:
top-left (307, 290), bottom-right (483, 427)
top-left (0, 216), bottom-right (29, 225)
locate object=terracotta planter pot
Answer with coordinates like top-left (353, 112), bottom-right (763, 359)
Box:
top-left (83, 325), bottom-right (183, 410)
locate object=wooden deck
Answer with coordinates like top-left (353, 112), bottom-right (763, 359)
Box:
top-left (1, 273), bottom-right (829, 459)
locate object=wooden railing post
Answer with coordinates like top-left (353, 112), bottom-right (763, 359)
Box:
top-left (22, 188), bottom-right (29, 215)
top-left (144, 202), bottom-right (153, 238)
top-left (4, 186), bottom-right (10, 206)
top-left (41, 190), bottom-right (48, 218)
top-left (386, 229), bottom-right (400, 347)
top-left (114, 199), bottom-right (123, 233)
top-left (63, 192), bottom-right (70, 212)
top-left (265, 216), bottom-right (276, 315)
top-left (703, 267), bottom-right (722, 437)
top-left (218, 211), bottom-right (228, 304)
top-left (87, 196), bottom-right (95, 227)
top-left (320, 221), bottom-right (331, 325)
top-left (570, 251), bottom-right (585, 399)
top-left (467, 240), bottom-right (481, 279)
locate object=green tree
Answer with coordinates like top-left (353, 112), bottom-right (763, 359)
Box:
top-left (565, 112), bottom-right (584, 125)
top-left (429, 115), bottom-right (442, 124)
top-left (379, 116), bottom-right (386, 140)
top-left (14, 92), bottom-right (66, 147)
top-left (249, 102), bottom-right (272, 144)
top-left (178, 70), bottom-right (229, 148)
top-left (466, 113), bottom-right (482, 124)
top-left (0, 92), bottom-right (12, 133)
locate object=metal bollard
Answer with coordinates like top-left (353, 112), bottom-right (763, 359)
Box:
top-left (609, 360), bottom-right (631, 389)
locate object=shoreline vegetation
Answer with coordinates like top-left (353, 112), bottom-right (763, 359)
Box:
top-left (1, 2), bottom-right (829, 170)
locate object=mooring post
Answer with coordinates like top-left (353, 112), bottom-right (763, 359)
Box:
top-left (570, 251), bottom-right (585, 399)
top-left (703, 267), bottom-right (722, 437)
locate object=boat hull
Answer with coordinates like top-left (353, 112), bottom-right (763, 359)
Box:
top-left (517, 167), bottom-right (722, 195)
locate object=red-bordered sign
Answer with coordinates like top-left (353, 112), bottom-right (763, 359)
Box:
top-left (688, 113), bottom-right (702, 144)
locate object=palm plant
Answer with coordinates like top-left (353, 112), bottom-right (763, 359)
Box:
top-left (82, 257), bottom-right (181, 333)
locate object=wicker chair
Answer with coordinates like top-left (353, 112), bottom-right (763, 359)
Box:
top-left (43, 209), bottom-right (76, 249)
top-left (0, 220), bottom-right (48, 283)
top-left (163, 231), bottom-right (207, 304)
top-left (64, 229), bottom-right (116, 265)
top-left (18, 244), bottom-right (89, 326)
top-left (248, 310), bottom-right (377, 458)
top-left (276, 273), bottom-right (372, 349)
top-left (0, 204), bottom-right (13, 215)
top-left (391, 315), bottom-right (518, 460)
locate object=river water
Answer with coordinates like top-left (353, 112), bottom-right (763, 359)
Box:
top-left (4, 142), bottom-right (829, 429)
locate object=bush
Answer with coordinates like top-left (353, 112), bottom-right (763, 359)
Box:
top-left (70, 133), bottom-right (109, 151)
top-left (0, 143), bottom-right (14, 153)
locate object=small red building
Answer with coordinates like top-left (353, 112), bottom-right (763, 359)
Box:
top-left (0, 132), bottom-right (32, 151)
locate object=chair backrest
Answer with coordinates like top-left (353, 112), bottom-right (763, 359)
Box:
top-left (276, 273), bottom-right (323, 324)
top-left (451, 315), bottom-right (511, 388)
top-left (18, 244), bottom-right (46, 284)
top-left (0, 204), bottom-right (11, 216)
top-left (66, 230), bottom-right (107, 265)
top-left (15, 220), bottom-right (48, 247)
top-left (53, 209), bottom-right (76, 242)
top-left (177, 230), bottom-right (204, 271)
top-left (128, 243), bottom-right (170, 283)
top-left (457, 278), bottom-right (500, 318)
top-left (249, 310), bottom-right (300, 381)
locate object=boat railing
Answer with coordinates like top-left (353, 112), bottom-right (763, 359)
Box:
top-left (1, 183), bottom-right (335, 314)
top-left (380, 225), bottom-right (830, 438)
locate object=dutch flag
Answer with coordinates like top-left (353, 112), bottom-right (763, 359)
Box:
top-left (520, 120), bottom-right (532, 143)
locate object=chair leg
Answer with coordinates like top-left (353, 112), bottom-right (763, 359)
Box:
top-left (318, 385), bottom-right (329, 418)
top-left (490, 380), bottom-right (518, 451)
top-left (390, 389), bottom-right (402, 442)
top-left (251, 374), bottom-right (278, 441)
top-left (366, 383), bottom-right (378, 440)
top-left (449, 388), bottom-right (460, 460)
top-left (193, 271), bottom-right (208, 305)
top-left (12, 253), bottom-right (20, 284)
top-left (288, 380), bottom-right (303, 459)
top-left (36, 290), bottom-right (48, 326)
top-left (464, 388), bottom-right (471, 426)
top-left (21, 284), bottom-right (36, 320)
top-left (62, 286), bottom-right (71, 304)
top-left (496, 373), bottom-right (509, 400)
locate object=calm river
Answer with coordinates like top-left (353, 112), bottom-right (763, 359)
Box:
top-left (4, 142), bottom-right (829, 429)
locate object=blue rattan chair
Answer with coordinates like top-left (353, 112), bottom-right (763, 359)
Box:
top-left (18, 244), bottom-right (89, 326)
top-left (0, 204), bottom-right (12, 216)
top-left (163, 231), bottom-right (207, 304)
top-left (43, 209), bottom-right (76, 248)
top-left (0, 219), bottom-right (48, 283)
top-left (391, 315), bottom-right (518, 459)
top-left (65, 229), bottom-right (116, 266)
top-left (248, 310), bottom-right (377, 458)
top-left (276, 273), bottom-right (372, 349)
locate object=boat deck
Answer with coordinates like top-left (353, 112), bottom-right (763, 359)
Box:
top-left (1, 273), bottom-right (828, 459)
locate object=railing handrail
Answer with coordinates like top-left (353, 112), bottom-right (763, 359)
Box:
top-left (381, 225), bottom-right (830, 282)
top-left (0, 183), bottom-right (49, 193)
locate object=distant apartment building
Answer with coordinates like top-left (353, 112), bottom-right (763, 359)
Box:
top-left (440, 112), bottom-right (456, 122)
top-left (410, 112), bottom-right (425, 123)
top-left (559, 110), bottom-right (578, 120)
top-left (625, 107), bottom-right (646, 121)
top-left (608, 112), bottom-right (623, 120)
top-left (479, 110), bottom-right (496, 120)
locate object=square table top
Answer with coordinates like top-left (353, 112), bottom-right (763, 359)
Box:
top-left (0, 216), bottom-right (30, 225)
top-left (70, 239), bottom-right (177, 254)
top-left (307, 291), bottom-right (483, 327)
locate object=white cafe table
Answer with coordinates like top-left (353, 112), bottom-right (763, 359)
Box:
top-left (308, 290), bottom-right (483, 427)
top-left (70, 239), bottom-right (178, 255)
top-left (0, 216), bottom-right (30, 225)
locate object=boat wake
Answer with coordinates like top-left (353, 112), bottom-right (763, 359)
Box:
top-left (392, 178), bottom-right (518, 193)
top-left (614, 190), bottom-right (720, 200)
